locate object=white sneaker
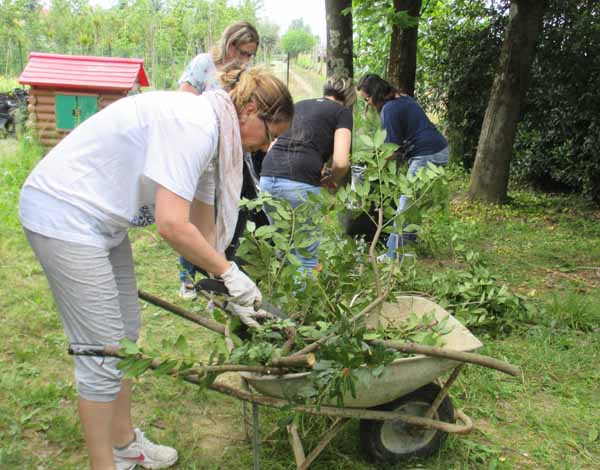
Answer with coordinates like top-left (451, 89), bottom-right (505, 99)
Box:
top-left (376, 254), bottom-right (391, 263)
top-left (114, 428), bottom-right (178, 469)
top-left (178, 281), bottom-right (197, 300)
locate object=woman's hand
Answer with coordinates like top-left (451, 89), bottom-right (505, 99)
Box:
top-left (220, 262), bottom-right (262, 308)
top-left (226, 302), bottom-right (273, 328)
top-left (320, 167), bottom-right (337, 192)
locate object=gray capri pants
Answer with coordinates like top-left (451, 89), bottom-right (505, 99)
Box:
top-left (24, 229), bottom-right (141, 402)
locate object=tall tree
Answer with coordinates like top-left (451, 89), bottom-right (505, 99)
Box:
top-left (468, 0), bottom-right (546, 203)
top-left (387, 0), bottom-right (421, 96)
top-left (325, 0), bottom-right (353, 77)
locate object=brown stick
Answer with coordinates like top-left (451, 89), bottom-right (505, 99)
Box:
top-left (207, 380), bottom-right (473, 434)
top-left (270, 353), bottom-right (315, 369)
top-left (280, 327), bottom-right (297, 356)
top-left (138, 289), bottom-right (226, 335)
top-left (30, 96), bottom-right (54, 105)
top-left (33, 113), bottom-right (57, 121)
top-left (76, 346), bottom-right (290, 376)
top-left (425, 364), bottom-right (464, 419)
top-left (32, 104), bottom-right (57, 114)
top-left (290, 287), bottom-right (392, 357)
top-left (299, 418), bottom-right (348, 470)
top-left (39, 138), bottom-right (59, 146)
top-left (287, 423), bottom-right (305, 467)
top-left (374, 340), bottom-right (521, 377)
top-left (368, 208), bottom-right (384, 300)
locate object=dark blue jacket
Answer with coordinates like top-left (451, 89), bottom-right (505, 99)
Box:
top-left (381, 96), bottom-right (447, 159)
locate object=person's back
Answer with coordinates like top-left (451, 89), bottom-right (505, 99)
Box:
top-left (261, 97), bottom-right (352, 186)
top-left (381, 96), bottom-right (447, 159)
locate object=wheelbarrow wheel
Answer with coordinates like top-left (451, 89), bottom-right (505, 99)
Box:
top-left (359, 383), bottom-right (454, 463)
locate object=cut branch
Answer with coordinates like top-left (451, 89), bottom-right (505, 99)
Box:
top-left (270, 353), bottom-right (316, 369)
top-left (373, 340), bottom-right (521, 377)
top-left (138, 289), bottom-right (225, 335)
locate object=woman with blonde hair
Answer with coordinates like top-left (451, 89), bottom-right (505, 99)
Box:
top-left (19, 65), bottom-right (293, 470)
top-left (260, 76), bottom-right (356, 273)
top-left (179, 20), bottom-right (259, 95)
top-left (177, 20), bottom-right (260, 298)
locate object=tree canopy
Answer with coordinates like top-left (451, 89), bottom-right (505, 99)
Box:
top-left (280, 21), bottom-right (318, 58)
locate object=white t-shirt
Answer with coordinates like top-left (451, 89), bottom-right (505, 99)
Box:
top-left (19, 91), bottom-right (219, 249)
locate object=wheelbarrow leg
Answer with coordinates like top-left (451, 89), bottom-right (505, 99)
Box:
top-left (242, 377), bottom-right (251, 444)
top-left (252, 402), bottom-right (261, 470)
top-left (425, 364), bottom-right (465, 419)
top-left (287, 423), bottom-right (305, 467)
top-left (286, 418), bottom-right (348, 470)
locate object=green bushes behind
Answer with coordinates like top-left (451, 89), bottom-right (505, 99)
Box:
top-left (420, 0), bottom-right (600, 200)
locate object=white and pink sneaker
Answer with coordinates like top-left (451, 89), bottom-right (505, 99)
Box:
top-left (114, 428), bottom-right (178, 469)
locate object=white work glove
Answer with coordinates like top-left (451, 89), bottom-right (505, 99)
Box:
top-left (220, 262), bottom-right (262, 308)
top-left (226, 303), bottom-right (274, 329)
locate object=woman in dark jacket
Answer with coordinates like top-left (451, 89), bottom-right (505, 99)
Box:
top-left (357, 74), bottom-right (449, 260)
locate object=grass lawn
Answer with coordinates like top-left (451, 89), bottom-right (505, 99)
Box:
top-left (1, 138), bottom-right (599, 470)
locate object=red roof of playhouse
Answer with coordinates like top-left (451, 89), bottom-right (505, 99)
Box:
top-left (19, 52), bottom-right (150, 91)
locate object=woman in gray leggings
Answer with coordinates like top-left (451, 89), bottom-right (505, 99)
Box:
top-left (19, 66), bottom-right (293, 470)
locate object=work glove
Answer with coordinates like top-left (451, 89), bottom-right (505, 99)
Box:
top-left (220, 261), bottom-right (262, 308)
top-left (226, 302), bottom-right (274, 328)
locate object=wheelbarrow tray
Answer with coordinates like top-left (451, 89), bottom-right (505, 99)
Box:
top-left (241, 296), bottom-right (483, 408)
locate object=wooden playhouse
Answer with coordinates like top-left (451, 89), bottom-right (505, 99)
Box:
top-left (19, 52), bottom-right (149, 147)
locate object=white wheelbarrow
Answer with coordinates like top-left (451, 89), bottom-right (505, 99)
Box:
top-left (74, 292), bottom-right (520, 469)
top-left (233, 296), bottom-right (484, 467)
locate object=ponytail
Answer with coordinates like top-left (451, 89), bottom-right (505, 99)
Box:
top-left (219, 64), bottom-right (294, 124)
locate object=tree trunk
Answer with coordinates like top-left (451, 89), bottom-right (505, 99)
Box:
top-left (468, 0), bottom-right (545, 203)
top-left (325, 0), bottom-right (353, 78)
top-left (387, 0), bottom-right (421, 96)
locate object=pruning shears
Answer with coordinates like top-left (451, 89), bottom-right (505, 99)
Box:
top-left (194, 278), bottom-right (289, 321)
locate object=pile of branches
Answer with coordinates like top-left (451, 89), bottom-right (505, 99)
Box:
top-left (108, 128), bottom-right (518, 406)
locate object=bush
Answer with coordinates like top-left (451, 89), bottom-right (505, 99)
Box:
top-left (420, 0), bottom-right (600, 200)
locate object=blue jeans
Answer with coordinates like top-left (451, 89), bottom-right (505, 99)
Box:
top-left (179, 256), bottom-right (199, 284)
top-left (386, 146), bottom-right (449, 258)
top-left (259, 176), bottom-right (321, 272)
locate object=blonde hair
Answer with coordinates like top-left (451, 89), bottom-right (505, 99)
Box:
top-left (219, 64), bottom-right (294, 125)
top-left (323, 75), bottom-right (356, 108)
top-left (211, 21), bottom-right (260, 66)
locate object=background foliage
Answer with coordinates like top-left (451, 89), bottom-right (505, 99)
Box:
top-left (415, 0), bottom-right (600, 200)
top-left (352, 0), bottom-right (600, 201)
top-left (0, 0), bottom-right (263, 89)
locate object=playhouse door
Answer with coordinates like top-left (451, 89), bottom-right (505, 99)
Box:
top-left (56, 94), bottom-right (98, 130)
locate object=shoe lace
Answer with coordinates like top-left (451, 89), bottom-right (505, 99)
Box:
top-left (137, 430), bottom-right (161, 452)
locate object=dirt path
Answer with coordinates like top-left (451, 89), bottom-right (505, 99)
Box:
top-left (272, 60), bottom-right (323, 101)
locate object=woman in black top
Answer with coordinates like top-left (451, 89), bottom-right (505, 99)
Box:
top-left (260, 76), bottom-right (355, 273)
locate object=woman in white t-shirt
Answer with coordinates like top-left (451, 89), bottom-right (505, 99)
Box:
top-left (19, 66), bottom-right (293, 470)
top-left (177, 21), bottom-right (260, 299)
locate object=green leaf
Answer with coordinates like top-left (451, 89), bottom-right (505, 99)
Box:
top-left (255, 225), bottom-right (278, 238)
top-left (120, 338), bottom-right (139, 355)
top-left (374, 128), bottom-right (387, 147)
top-left (246, 220), bottom-right (256, 233)
top-left (363, 332), bottom-right (380, 341)
top-left (359, 134), bottom-right (374, 147)
top-left (174, 335), bottom-right (189, 354)
top-left (153, 359), bottom-right (178, 376)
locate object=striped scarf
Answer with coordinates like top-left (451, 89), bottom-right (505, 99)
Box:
top-left (203, 89), bottom-right (243, 253)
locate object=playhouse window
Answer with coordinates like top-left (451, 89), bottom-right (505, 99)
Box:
top-left (56, 94), bottom-right (98, 130)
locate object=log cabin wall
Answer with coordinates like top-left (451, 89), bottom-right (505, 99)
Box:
top-left (28, 87), bottom-right (127, 147)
